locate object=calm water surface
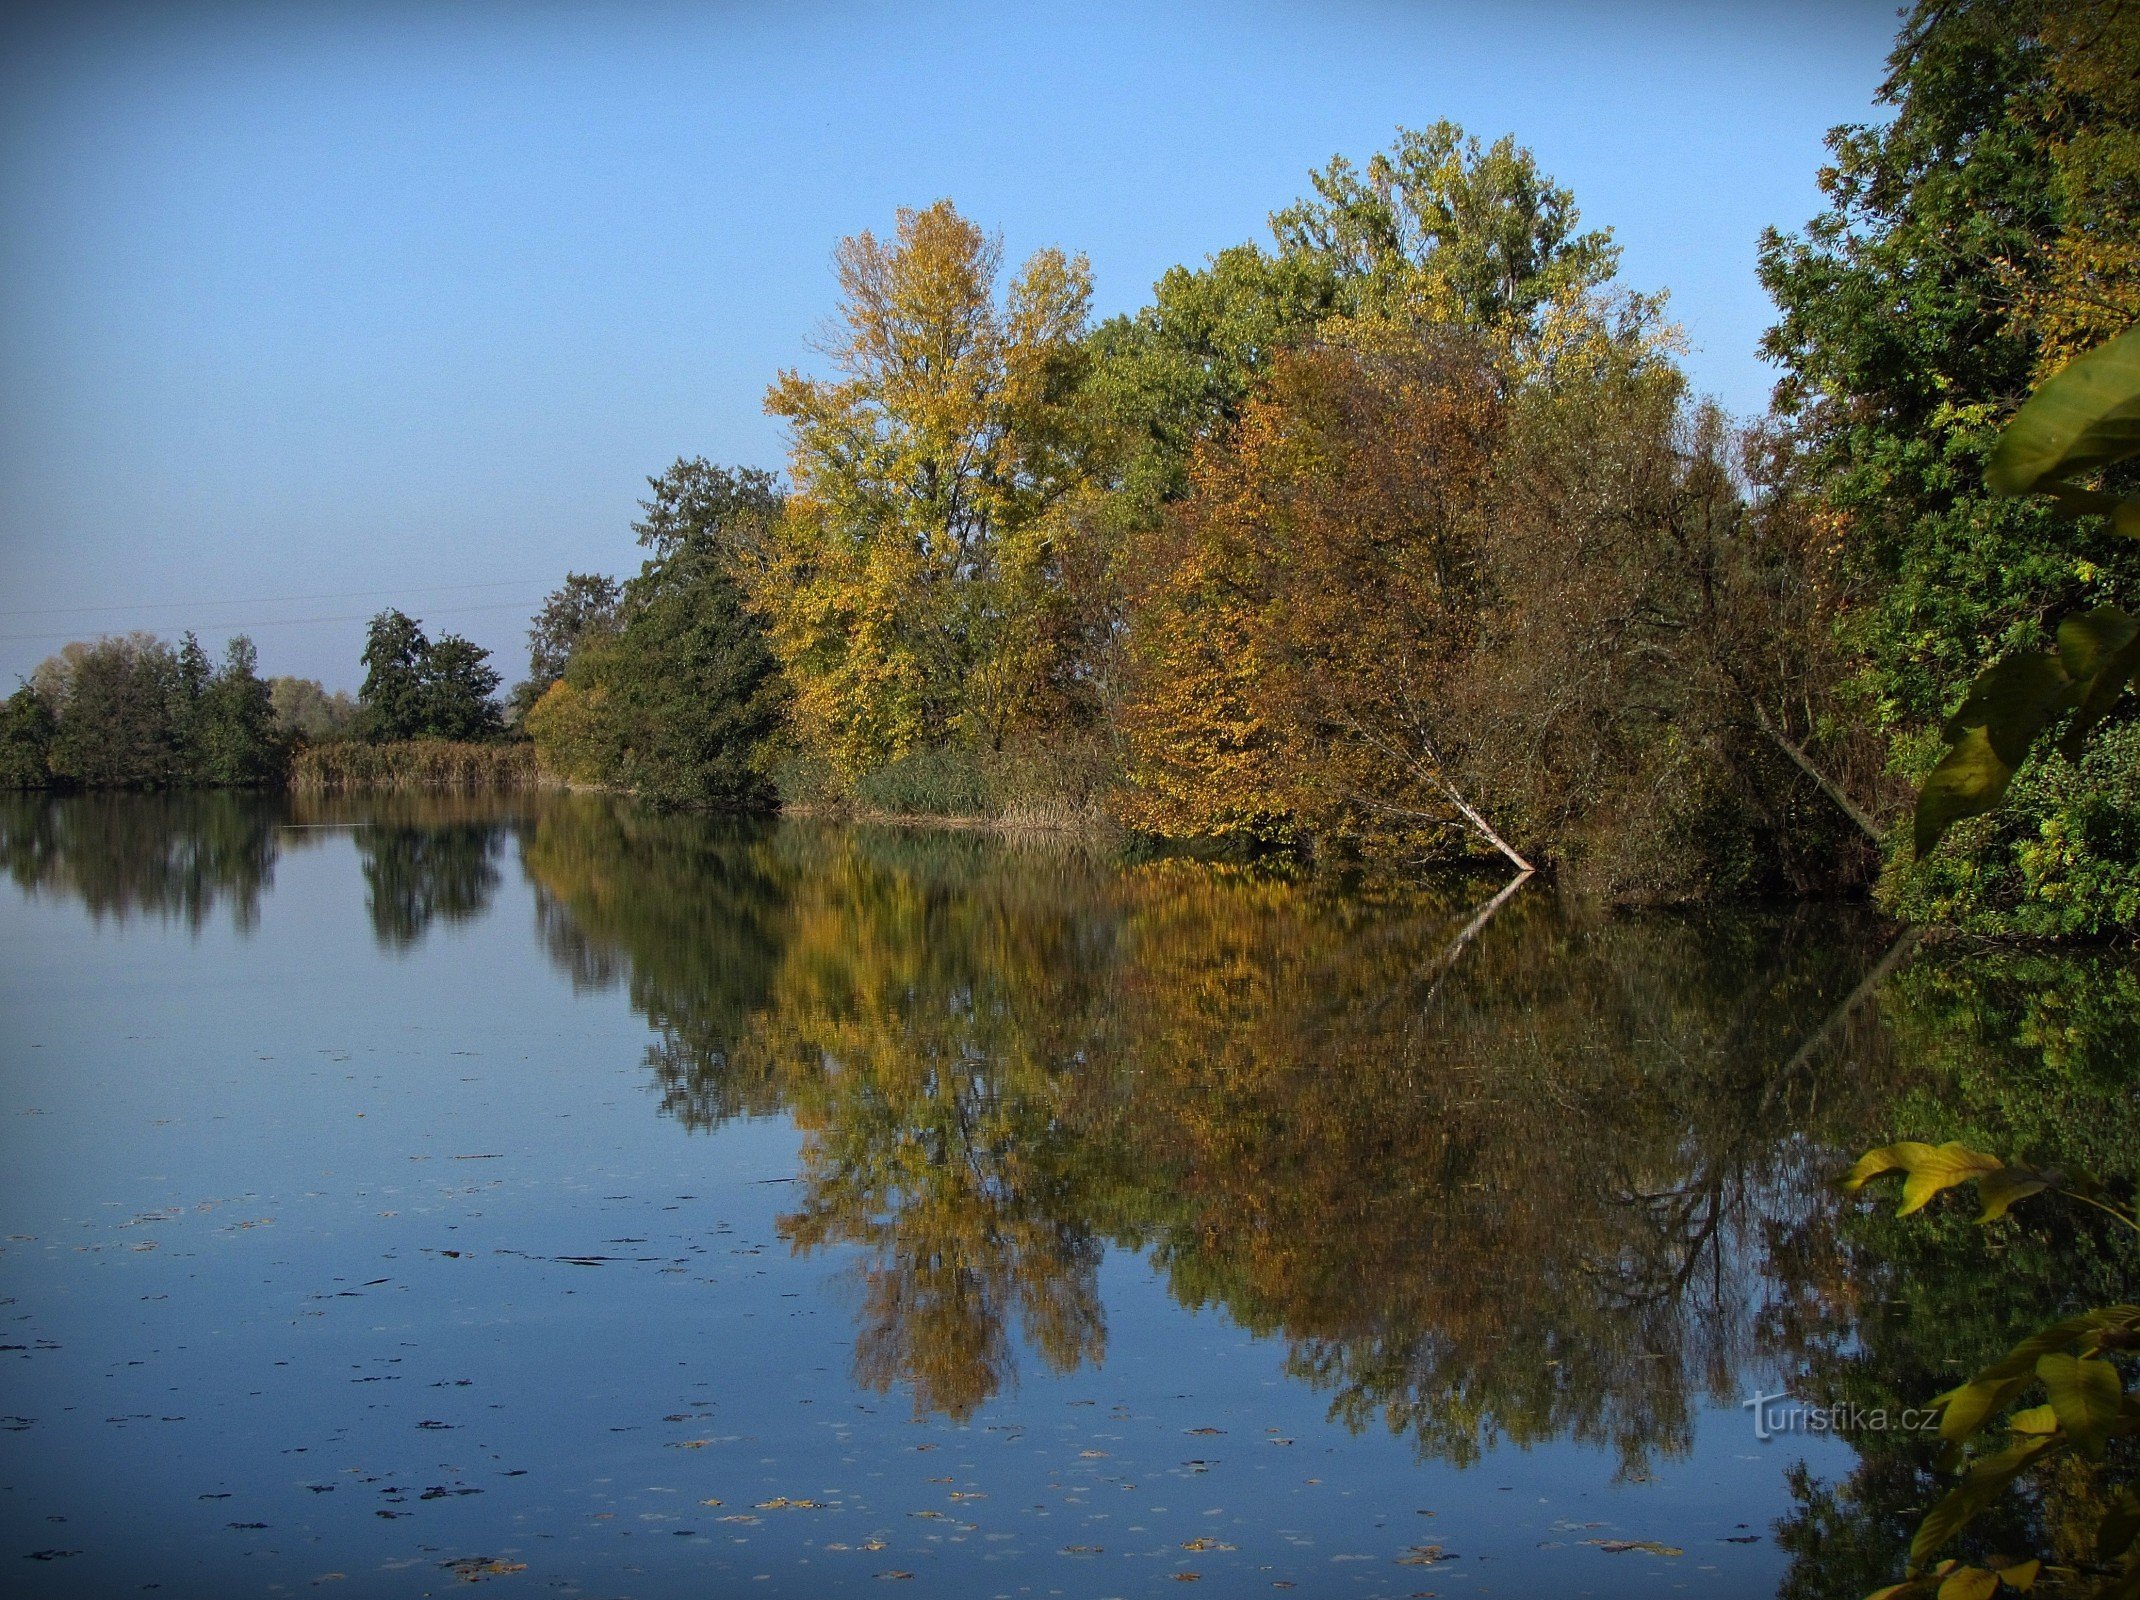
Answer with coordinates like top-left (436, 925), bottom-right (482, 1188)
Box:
top-left (2, 794), bottom-right (2134, 1599)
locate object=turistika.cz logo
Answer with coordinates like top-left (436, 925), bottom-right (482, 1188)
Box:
top-left (1742, 1390), bottom-right (1941, 1441)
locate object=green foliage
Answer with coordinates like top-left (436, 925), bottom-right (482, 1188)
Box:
top-left (527, 464), bottom-right (784, 811)
top-left (358, 609), bottom-right (503, 743)
top-left (1848, 1143), bottom-right (2138, 1597)
top-left (1915, 329), bottom-right (2140, 857)
top-left (1087, 119), bottom-right (1628, 513)
top-left (1888, 723), bottom-right (2140, 939)
top-left (192, 637), bottom-right (281, 785)
top-left (512, 571), bottom-right (620, 720)
top-left (24, 632), bottom-right (284, 790)
top-left (0, 686), bottom-right (57, 788)
top-left (267, 676), bottom-right (358, 741)
top-left (1988, 326), bottom-right (2140, 531)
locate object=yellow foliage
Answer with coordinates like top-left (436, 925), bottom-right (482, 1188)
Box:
top-left (755, 200), bottom-right (1100, 776)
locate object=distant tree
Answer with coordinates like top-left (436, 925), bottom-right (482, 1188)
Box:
top-left (172, 633), bottom-right (214, 776)
top-left (0, 686), bottom-right (56, 789)
top-left (527, 462), bottom-right (784, 810)
top-left (358, 609), bottom-right (502, 743)
top-left (758, 200), bottom-right (1094, 773)
top-left (45, 634), bottom-right (187, 788)
top-left (511, 571), bottom-right (622, 720)
top-left (194, 637), bottom-right (282, 785)
top-left (1089, 120), bottom-right (1635, 511)
top-left (632, 459), bottom-right (783, 565)
top-left (421, 634), bottom-right (504, 742)
top-left (267, 676), bottom-right (359, 741)
top-left (358, 609), bottom-right (433, 742)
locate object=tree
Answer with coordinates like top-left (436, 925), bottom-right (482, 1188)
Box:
top-left (46, 634), bottom-right (188, 788)
top-left (526, 460), bottom-right (785, 810)
top-left (267, 677), bottom-right (358, 741)
top-left (756, 200), bottom-right (1096, 773)
top-left (0, 686), bottom-right (56, 789)
top-left (632, 458), bottom-right (783, 566)
top-left (1117, 335), bottom-right (1505, 852)
top-left (358, 609), bottom-right (502, 743)
top-left (420, 634), bottom-right (503, 743)
top-left (358, 609), bottom-right (432, 742)
top-left (512, 572), bottom-right (621, 721)
top-left (194, 636), bottom-right (281, 786)
top-left (1758, 0), bottom-right (2140, 742)
top-left (1088, 120), bottom-right (1635, 513)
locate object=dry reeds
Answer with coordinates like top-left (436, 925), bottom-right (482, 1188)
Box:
top-left (288, 740), bottom-right (547, 794)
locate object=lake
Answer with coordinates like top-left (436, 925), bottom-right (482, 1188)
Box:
top-left (2, 793), bottom-right (2133, 1598)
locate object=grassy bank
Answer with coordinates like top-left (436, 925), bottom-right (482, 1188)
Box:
top-left (773, 739), bottom-right (1118, 835)
top-left (290, 739), bottom-right (547, 793)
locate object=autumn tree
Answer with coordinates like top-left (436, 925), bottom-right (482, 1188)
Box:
top-left (1089, 121), bottom-right (1635, 514)
top-left (1118, 335), bottom-right (1510, 857)
top-left (756, 200), bottom-right (1098, 775)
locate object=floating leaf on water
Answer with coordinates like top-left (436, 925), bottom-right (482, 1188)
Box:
top-left (1583, 1539), bottom-right (1683, 1557)
top-left (440, 1558), bottom-right (526, 1583)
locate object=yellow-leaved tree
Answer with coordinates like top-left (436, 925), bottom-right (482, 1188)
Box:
top-left (756, 201), bottom-right (1099, 778)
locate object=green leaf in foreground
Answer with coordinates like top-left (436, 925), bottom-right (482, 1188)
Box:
top-left (1912, 606), bottom-right (2140, 856)
top-left (2036, 1352), bottom-right (2123, 1459)
top-left (1985, 322), bottom-right (2140, 510)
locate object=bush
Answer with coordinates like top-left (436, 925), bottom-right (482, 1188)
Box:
top-left (1883, 721), bottom-right (2140, 939)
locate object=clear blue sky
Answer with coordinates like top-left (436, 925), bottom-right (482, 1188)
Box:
top-left (0, 0), bottom-right (1904, 691)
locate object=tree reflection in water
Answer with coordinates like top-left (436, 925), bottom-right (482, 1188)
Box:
top-left (518, 802), bottom-right (1934, 1471)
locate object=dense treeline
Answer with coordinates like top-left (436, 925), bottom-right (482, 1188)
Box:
top-left (516, 2), bottom-right (2136, 922)
top-left (10, 1), bottom-right (2133, 925)
top-left (1, 632), bottom-right (281, 791)
top-left (3, 608), bottom-right (519, 794)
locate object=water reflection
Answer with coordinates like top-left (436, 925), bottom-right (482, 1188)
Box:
top-left (9, 792), bottom-right (2135, 1597)
top-left (518, 802), bottom-right (1907, 1463)
top-left (0, 792), bottom-right (286, 931)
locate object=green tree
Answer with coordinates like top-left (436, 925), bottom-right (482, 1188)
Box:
top-left (0, 686), bottom-right (56, 789)
top-left (45, 634), bottom-right (188, 788)
top-left (511, 571), bottom-right (621, 721)
top-left (526, 461), bottom-right (785, 810)
top-left (1090, 120), bottom-right (1634, 512)
top-left (1757, 0), bottom-right (2140, 931)
top-left (267, 676), bottom-right (358, 741)
top-left (358, 609), bottom-right (433, 742)
top-left (420, 634), bottom-right (503, 742)
top-left (358, 610), bottom-right (502, 743)
top-left (194, 637), bottom-right (282, 786)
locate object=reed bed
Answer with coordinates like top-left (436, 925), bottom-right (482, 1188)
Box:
top-left (289, 740), bottom-right (548, 793)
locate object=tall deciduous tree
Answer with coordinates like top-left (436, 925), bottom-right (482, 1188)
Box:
top-left (514, 572), bottom-right (621, 719)
top-left (358, 610), bottom-right (502, 743)
top-left (526, 459), bottom-right (785, 810)
top-left (757, 200), bottom-right (1095, 773)
top-left (358, 610), bottom-right (433, 742)
top-left (1089, 120), bottom-right (1638, 512)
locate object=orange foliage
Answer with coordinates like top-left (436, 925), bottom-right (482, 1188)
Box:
top-left (1118, 335), bottom-right (1504, 856)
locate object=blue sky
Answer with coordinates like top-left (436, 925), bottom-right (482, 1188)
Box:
top-left (0, 0), bottom-right (1904, 691)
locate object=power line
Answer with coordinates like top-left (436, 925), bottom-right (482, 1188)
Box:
top-left (0, 578), bottom-right (553, 620)
top-left (0, 598), bottom-right (545, 647)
